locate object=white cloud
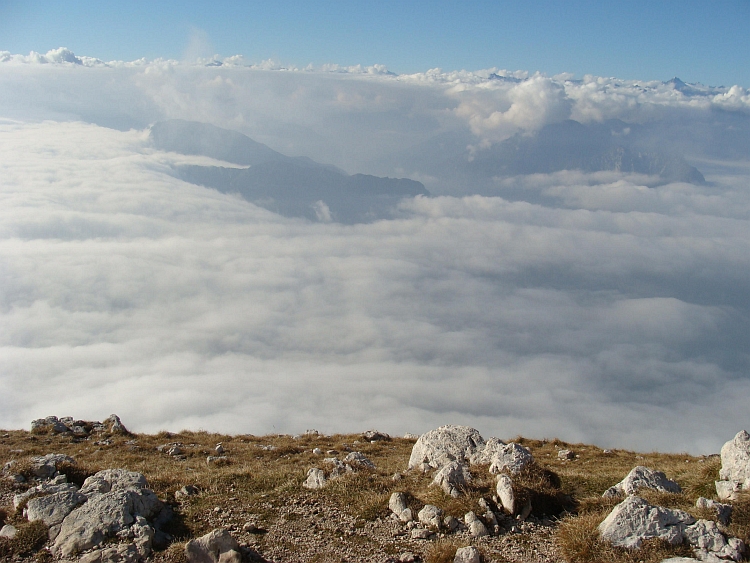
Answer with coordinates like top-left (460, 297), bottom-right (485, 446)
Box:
top-left (454, 75), bottom-right (572, 143)
top-left (1, 53), bottom-right (749, 453)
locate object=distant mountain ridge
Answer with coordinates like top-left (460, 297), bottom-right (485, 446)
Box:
top-left (385, 119), bottom-right (706, 192)
top-left (151, 120), bottom-right (428, 223)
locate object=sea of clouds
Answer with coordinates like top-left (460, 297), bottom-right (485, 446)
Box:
top-left (1, 50), bottom-right (749, 452)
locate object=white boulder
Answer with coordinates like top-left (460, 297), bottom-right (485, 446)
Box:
top-left (488, 443), bottom-right (534, 475)
top-left (716, 430), bottom-right (750, 500)
top-left (408, 425), bottom-right (485, 470)
top-left (598, 495), bottom-right (694, 549)
top-left (603, 466), bottom-right (681, 498)
top-left (496, 474), bottom-right (515, 514)
top-left (52, 469), bottom-right (162, 557)
top-left (185, 528), bottom-right (241, 563)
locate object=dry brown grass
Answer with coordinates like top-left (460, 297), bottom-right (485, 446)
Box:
top-left (0, 427), bottom-right (734, 563)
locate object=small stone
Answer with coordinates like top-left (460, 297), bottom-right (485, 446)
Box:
top-left (215, 444), bottom-right (225, 455)
top-left (185, 528), bottom-right (240, 563)
top-left (312, 448), bottom-right (322, 455)
top-left (175, 485), bottom-right (200, 499)
top-left (558, 449), bottom-right (575, 460)
top-left (410, 527), bottom-right (432, 540)
top-left (343, 451), bottom-right (375, 469)
top-left (242, 521), bottom-right (257, 533)
top-left (454, 546), bottom-right (481, 563)
top-left (303, 468), bottom-right (327, 489)
top-left (418, 505), bottom-right (443, 529)
top-left (363, 430), bottom-right (390, 442)
top-left (389, 492), bottom-right (408, 516)
top-left (443, 515), bottom-right (459, 532)
top-left (0, 524), bottom-right (17, 539)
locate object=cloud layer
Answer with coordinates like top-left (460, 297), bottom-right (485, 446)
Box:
top-left (1, 51), bottom-right (750, 453)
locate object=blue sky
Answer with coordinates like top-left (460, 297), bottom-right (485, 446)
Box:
top-left (1, 0), bottom-right (749, 86)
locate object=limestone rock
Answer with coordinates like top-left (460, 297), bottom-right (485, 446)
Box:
top-left (185, 528), bottom-right (240, 563)
top-left (323, 457), bottom-right (349, 477)
top-left (52, 469), bottom-right (163, 557)
top-left (14, 473), bottom-right (79, 509)
top-left (389, 492), bottom-right (412, 522)
top-left (418, 504), bottom-right (444, 529)
top-left (684, 519), bottom-right (729, 554)
top-left (469, 437), bottom-right (506, 465)
top-left (454, 546), bottom-right (481, 563)
top-left (487, 443), bottom-right (534, 475)
top-left (403, 433), bottom-right (419, 440)
top-left (431, 461), bottom-right (471, 497)
top-left (389, 492), bottom-right (408, 515)
top-left (410, 528), bottom-right (432, 540)
top-left (444, 515), bottom-right (459, 532)
top-left (343, 451), bottom-right (375, 469)
top-left (715, 480), bottom-right (741, 502)
top-left (363, 430), bottom-right (390, 442)
top-left (31, 453), bottom-right (75, 479)
top-left (496, 474), bottom-right (515, 514)
top-left (0, 524), bottom-right (17, 538)
top-left (103, 414), bottom-right (129, 434)
top-left (696, 497), bottom-right (732, 526)
top-left (716, 430), bottom-right (750, 500)
top-left (408, 425), bottom-right (485, 470)
top-left (598, 495), bottom-right (695, 549)
top-left (464, 511), bottom-right (489, 537)
top-left (78, 543), bottom-right (140, 563)
top-left (175, 485), bottom-right (200, 500)
top-left (303, 468), bottom-right (327, 490)
top-left (26, 490), bottom-right (87, 527)
top-left (558, 449), bottom-right (575, 460)
top-left (603, 466), bottom-right (681, 498)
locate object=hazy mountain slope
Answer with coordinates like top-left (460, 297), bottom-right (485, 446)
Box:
top-left (385, 119), bottom-right (706, 194)
top-left (150, 120), bottom-right (428, 223)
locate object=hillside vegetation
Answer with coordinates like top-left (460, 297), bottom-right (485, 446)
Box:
top-left (0, 424), bottom-right (747, 563)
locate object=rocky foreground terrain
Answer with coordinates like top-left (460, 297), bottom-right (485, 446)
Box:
top-left (0, 417), bottom-right (749, 563)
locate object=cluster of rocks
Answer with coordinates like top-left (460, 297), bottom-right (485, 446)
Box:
top-left (388, 491), bottom-right (513, 543)
top-left (599, 496), bottom-right (744, 562)
top-left (408, 425), bottom-right (534, 516)
top-left (377, 424), bottom-right (542, 546)
top-left (30, 414), bottom-right (129, 437)
top-left (303, 451), bottom-right (377, 489)
top-left (5, 453), bottom-right (171, 562)
top-left (595, 430), bottom-right (750, 563)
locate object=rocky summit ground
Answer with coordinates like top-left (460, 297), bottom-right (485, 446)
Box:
top-left (0, 417), bottom-right (748, 563)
